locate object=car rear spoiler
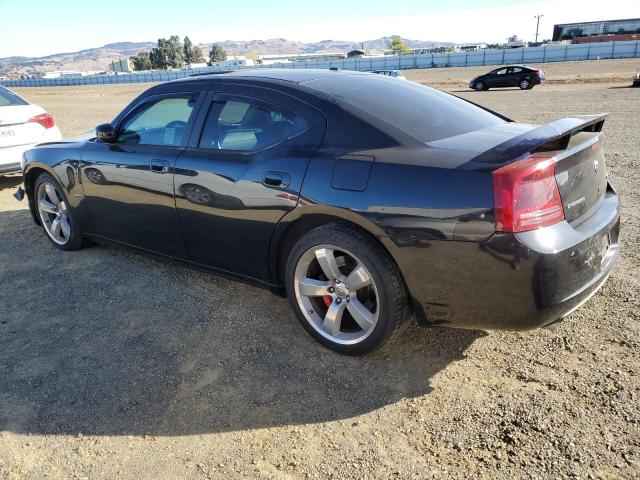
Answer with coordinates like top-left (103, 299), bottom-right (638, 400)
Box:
top-left (469, 114), bottom-right (608, 166)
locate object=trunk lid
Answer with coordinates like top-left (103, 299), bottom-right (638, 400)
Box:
top-left (0, 104), bottom-right (45, 148)
top-left (553, 132), bottom-right (607, 225)
top-left (467, 114), bottom-right (608, 227)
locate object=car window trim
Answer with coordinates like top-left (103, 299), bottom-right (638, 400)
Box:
top-left (114, 91), bottom-right (204, 149)
top-left (191, 92), bottom-right (310, 155)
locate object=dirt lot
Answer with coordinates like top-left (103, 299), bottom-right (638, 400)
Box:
top-left (1, 59), bottom-right (639, 479)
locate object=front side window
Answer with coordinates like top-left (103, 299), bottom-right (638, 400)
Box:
top-left (117, 95), bottom-right (197, 147)
top-left (198, 97), bottom-right (307, 151)
top-left (494, 68), bottom-right (508, 75)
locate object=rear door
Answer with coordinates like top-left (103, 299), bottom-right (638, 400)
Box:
top-left (507, 67), bottom-right (524, 86)
top-left (80, 90), bottom-right (204, 257)
top-left (174, 85), bottom-right (326, 281)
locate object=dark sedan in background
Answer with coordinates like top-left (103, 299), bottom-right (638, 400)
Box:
top-left (20, 69), bottom-right (619, 354)
top-left (470, 65), bottom-right (545, 90)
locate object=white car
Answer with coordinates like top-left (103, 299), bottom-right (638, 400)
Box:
top-left (0, 85), bottom-right (62, 175)
top-left (371, 70), bottom-right (407, 80)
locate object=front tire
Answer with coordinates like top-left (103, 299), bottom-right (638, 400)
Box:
top-left (285, 223), bottom-right (409, 355)
top-left (34, 172), bottom-right (84, 250)
top-left (474, 80), bottom-right (486, 91)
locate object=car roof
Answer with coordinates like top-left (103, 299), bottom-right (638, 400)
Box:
top-left (490, 65), bottom-right (532, 69)
top-left (175, 68), bottom-right (371, 85)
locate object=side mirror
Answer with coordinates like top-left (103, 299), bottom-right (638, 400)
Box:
top-left (96, 123), bottom-right (115, 142)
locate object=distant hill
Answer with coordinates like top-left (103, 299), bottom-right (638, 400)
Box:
top-left (0, 42), bottom-right (156, 76)
top-left (0, 37), bottom-right (453, 76)
top-left (196, 37), bottom-right (452, 56)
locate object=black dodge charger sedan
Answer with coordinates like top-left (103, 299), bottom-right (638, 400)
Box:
top-left (20, 69), bottom-right (619, 354)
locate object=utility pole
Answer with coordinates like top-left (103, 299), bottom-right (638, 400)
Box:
top-left (534, 14), bottom-right (544, 43)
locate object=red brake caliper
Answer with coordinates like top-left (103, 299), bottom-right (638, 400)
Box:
top-left (319, 273), bottom-right (333, 307)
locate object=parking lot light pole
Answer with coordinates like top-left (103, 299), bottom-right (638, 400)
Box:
top-left (534, 14), bottom-right (544, 43)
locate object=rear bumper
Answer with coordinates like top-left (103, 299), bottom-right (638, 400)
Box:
top-left (0, 161), bottom-right (21, 175)
top-left (0, 144), bottom-right (32, 174)
top-left (0, 126), bottom-right (62, 175)
top-left (387, 190), bottom-right (620, 330)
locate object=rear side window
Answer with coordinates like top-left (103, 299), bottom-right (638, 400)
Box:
top-left (198, 97), bottom-right (307, 151)
top-left (305, 75), bottom-right (505, 143)
top-left (0, 86), bottom-right (29, 107)
top-left (510, 67), bottom-right (523, 73)
top-left (117, 95), bottom-right (197, 147)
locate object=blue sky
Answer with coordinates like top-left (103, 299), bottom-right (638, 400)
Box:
top-left (0, 0), bottom-right (638, 57)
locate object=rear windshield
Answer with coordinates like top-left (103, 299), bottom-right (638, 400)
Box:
top-left (0, 86), bottom-right (28, 107)
top-left (305, 74), bottom-right (505, 142)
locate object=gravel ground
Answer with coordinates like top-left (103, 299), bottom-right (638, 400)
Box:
top-left (1, 60), bottom-right (639, 479)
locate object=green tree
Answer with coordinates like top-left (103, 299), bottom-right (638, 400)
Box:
top-left (183, 36), bottom-right (194, 64)
top-left (191, 46), bottom-right (205, 63)
top-left (389, 35), bottom-right (412, 55)
top-left (167, 35), bottom-right (184, 68)
top-left (149, 36), bottom-right (184, 70)
top-left (130, 51), bottom-right (152, 71)
top-left (208, 44), bottom-right (227, 64)
top-left (184, 36), bottom-right (204, 64)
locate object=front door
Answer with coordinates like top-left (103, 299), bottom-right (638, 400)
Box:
top-left (489, 67), bottom-right (510, 87)
top-left (80, 92), bottom-right (203, 258)
top-left (174, 87), bottom-right (326, 281)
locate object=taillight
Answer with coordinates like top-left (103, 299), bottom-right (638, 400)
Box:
top-left (28, 113), bottom-right (55, 129)
top-left (492, 157), bottom-right (564, 232)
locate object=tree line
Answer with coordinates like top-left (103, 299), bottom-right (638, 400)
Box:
top-left (130, 36), bottom-right (228, 71)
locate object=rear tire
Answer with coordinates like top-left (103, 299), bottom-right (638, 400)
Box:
top-left (519, 78), bottom-right (532, 90)
top-left (285, 223), bottom-right (409, 355)
top-left (34, 172), bottom-right (84, 251)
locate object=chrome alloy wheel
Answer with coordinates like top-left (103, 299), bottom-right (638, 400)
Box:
top-left (293, 244), bottom-right (380, 345)
top-left (520, 79), bottom-right (531, 89)
top-left (36, 180), bottom-right (71, 245)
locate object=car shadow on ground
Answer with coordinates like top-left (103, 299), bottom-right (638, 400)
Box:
top-left (0, 208), bottom-right (485, 436)
top-left (0, 174), bottom-right (22, 192)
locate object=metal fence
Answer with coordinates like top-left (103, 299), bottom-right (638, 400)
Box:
top-left (3, 40), bottom-right (639, 88)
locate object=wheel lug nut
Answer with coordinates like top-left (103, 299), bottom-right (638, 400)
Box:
top-left (335, 298), bottom-right (342, 304)
top-left (328, 287), bottom-right (335, 293)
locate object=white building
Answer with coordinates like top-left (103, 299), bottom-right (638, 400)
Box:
top-left (458, 43), bottom-right (488, 52)
top-left (209, 58), bottom-right (255, 71)
top-left (185, 63), bottom-right (209, 69)
top-left (257, 52), bottom-right (346, 64)
top-left (109, 58), bottom-right (133, 73)
top-left (42, 71), bottom-right (87, 79)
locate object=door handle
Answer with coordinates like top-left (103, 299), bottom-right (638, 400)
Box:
top-left (150, 159), bottom-right (169, 174)
top-left (263, 172), bottom-right (290, 187)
